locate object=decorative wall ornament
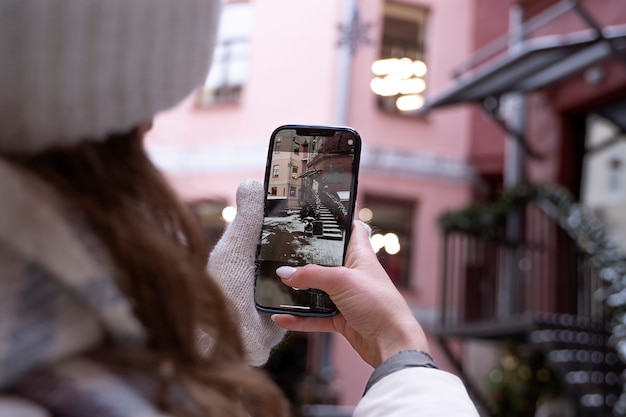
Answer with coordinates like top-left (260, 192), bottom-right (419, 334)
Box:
top-left (337, 8), bottom-right (373, 55)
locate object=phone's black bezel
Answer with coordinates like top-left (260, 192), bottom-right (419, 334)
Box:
top-left (254, 124), bottom-right (361, 317)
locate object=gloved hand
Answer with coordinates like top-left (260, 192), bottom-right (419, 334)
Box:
top-left (207, 179), bottom-right (286, 366)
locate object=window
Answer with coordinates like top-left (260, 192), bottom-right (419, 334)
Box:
top-left (273, 165), bottom-right (280, 177)
top-left (294, 143), bottom-right (300, 155)
top-left (197, 2), bottom-right (253, 106)
top-left (327, 165), bottom-right (344, 184)
top-left (608, 158), bottom-right (622, 192)
top-left (271, 187), bottom-right (278, 196)
top-left (290, 187), bottom-right (297, 197)
top-left (292, 166), bottom-right (299, 179)
top-left (370, 2), bottom-right (428, 115)
top-left (359, 195), bottom-right (415, 287)
top-left (275, 140), bottom-right (282, 153)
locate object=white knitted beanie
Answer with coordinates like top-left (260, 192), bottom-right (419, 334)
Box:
top-left (0, 0), bottom-right (220, 154)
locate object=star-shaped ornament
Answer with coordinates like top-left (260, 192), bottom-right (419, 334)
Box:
top-left (338, 9), bottom-right (373, 55)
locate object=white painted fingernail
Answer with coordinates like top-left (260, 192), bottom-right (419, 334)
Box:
top-left (276, 266), bottom-right (297, 280)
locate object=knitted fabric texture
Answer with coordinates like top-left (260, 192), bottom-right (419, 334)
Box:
top-left (0, 167), bottom-right (284, 414)
top-left (0, 159), bottom-right (146, 391)
top-left (207, 179), bottom-right (287, 367)
top-left (0, 0), bottom-right (220, 154)
top-left (0, 158), bottom-right (158, 416)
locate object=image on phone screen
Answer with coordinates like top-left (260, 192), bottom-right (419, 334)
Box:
top-left (254, 125), bottom-right (361, 316)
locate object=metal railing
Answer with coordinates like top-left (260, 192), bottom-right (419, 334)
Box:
top-left (439, 202), bottom-right (604, 330)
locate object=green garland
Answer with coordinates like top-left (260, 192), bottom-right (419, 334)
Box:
top-left (438, 182), bottom-right (626, 415)
top-left (437, 183), bottom-right (563, 239)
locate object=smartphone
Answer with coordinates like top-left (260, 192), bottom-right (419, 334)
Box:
top-left (254, 124), bottom-right (361, 317)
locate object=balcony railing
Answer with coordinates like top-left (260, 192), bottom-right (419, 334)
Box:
top-left (436, 183), bottom-right (626, 417)
top-left (440, 204), bottom-right (603, 329)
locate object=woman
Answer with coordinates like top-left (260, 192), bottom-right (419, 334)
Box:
top-left (0, 1), bottom-right (285, 415)
top-left (0, 0), bottom-right (479, 416)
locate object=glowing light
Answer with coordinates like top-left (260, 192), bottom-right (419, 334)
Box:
top-left (397, 58), bottom-right (414, 79)
top-left (369, 77), bottom-right (386, 96)
top-left (370, 57), bottom-right (427, 111)
top-left (399, 78), bottom-right (426, 95)
top-left (489, 369), bottom-right (504, 383)
top-left (384, 233), bottom-right (401, 255)
top-left (537, 368), bottom-right (551, 383)
top-left (370, 233), bottom-right (385, 253)
top-left (413, 60), bottom-right (427, 77)
top-left (396, 94), bottom-right (425, 112)
top-left (370, 75), bottom-right (401, 96)
top-left (371, 58), bottom-right (400, 76)
top-left (517, 365), bottom-right (532, 381)
top-left (222, 206), bottom-right (237, 222)
top-left (359, 207), bottom-right (373, 222)
top-left (370, 232), bottom-right (401, 254)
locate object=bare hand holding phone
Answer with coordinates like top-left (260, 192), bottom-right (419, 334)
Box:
top-left (271, 221), bottom-right (431, 369)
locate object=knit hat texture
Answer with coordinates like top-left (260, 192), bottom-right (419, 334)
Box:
top-left (0, 0), bottom-right (220, 154)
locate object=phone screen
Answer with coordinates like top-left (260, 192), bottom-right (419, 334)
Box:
top-left (254, 125), bottom-right (361, 316)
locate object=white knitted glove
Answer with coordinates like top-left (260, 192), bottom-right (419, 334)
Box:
top-left (207, 179), bottom-right (286, 366)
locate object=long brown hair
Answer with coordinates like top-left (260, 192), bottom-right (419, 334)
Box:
top-left (13, 128), bottom-right (289, 417)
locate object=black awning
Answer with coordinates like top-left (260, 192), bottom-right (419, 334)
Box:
top-left (599, 99), bottom-right (626, 133)
top-left (422, 24), bottom-right (626, 111)
top-left (297, 168), bottom-right (322, 178)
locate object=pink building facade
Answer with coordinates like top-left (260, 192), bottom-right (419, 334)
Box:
top-left (146, 0), bottom-right (477, 407)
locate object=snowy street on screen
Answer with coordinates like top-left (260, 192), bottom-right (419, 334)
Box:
top-left (260, 212), bottom-right (344, 266)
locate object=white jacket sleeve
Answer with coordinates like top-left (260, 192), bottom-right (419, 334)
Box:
top-left (354, 367), bottom-right (480, 417)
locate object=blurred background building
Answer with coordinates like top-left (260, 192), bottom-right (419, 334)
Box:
top-left (146, 0), bottom-right (626, 416)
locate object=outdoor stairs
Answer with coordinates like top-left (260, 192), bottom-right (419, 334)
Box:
top-left (528, 314), bottom-right (623, 417)
top-left (318, 205), bottom-right (343, 240)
